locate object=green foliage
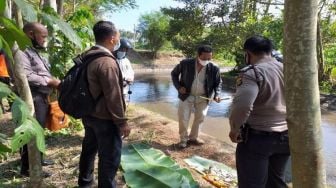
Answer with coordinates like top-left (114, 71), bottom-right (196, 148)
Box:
top-left (11, 117), bottom-right (45, 153)
top-left (162, 1), bottom-right (283, 62)
top-left (12, 0), bottom-right (38, 22)
top-left (0, 84), bottom-right (45, 155)
top-left (120, 29), bottom-right (135, 40)
top-left (320, 81), bottom-right (334, 94)
top-left (93, 0), bottom-right (137, 14)
top-left (0, 0), bottom-right (5, 15)
top-left (138, 11), bottom-right (170, 57)
top-left (162, 5), bottom-right (207, 57)
top-left (0, 82), bottom-right (12, 99)
top-left (0, 133), bottom-right (11, 160)
top-left (45, 117), bottom-right (83, 137)
top-left (40, 12), bottom-right (82, 49)
top-left (68, 117), bottom-right (84, 131)
top-left (48, 7), bottom-right (95, 78)
top-left (11, 98), bottom-right (29, 125)
top-left (0, 35), bottom-right (14, 64)
top-left (0, 17), bottom-right (31, 49)
top-left (331, 67), bottom-right (336, 78)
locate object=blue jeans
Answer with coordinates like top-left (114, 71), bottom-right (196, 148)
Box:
top-left (78, 117), bottom-right (122, 188)
top-left (236, 129), bottom-right (290, 188)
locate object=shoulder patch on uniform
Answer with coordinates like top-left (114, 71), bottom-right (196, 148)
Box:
top-left (239, 65), bottom-right (253, 73)
top-left (236, 75), bottom-right (243, 87)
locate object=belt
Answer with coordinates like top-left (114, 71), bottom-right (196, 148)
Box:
top-left (249, 128), bottom-right (288, 136)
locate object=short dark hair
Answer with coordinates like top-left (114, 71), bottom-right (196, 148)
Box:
top-left (23, 22), bottom-right (46, 34)
top-left (93, 21), bottom-right (118, 43)
top-left (243, 35), bottom-right (274, 54)
top-left (197, 45), bottom-right (212, 56)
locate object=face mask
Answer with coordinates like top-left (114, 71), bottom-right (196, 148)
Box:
top-left (117, 51), bottom-right (126, 59)
top-left (113, 39), bottom-right (121, 52)
top-left (199, 59), bottom-right (210, 66)
top-left (31, 34), bottom-right (45, 50)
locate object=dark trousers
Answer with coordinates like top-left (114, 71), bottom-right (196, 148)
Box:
top-left (78, 117), bottom-right (122, 188)
top-left (236, 129), bottom-right (290, 188)
top-left (20, 93), bottom-right (49, 172)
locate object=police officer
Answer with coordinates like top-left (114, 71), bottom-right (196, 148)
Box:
top-left (229, 36), bottom-right (289, 188)
top-left (113, 38), bottom-right (134, 100)
top-left (17, 22), bottom-right (61, 177)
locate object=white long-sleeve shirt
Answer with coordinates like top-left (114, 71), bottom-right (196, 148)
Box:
top-left (117, 57), bottom-right (134, 83)
top-left (117, 57), bottom-right (134, 95)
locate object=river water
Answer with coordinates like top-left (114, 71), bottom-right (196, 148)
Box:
top-left (130, 72), bottom-right (336, 186)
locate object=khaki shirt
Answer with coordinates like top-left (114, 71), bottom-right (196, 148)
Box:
top-left (229, 57), bottom-right (287, 132)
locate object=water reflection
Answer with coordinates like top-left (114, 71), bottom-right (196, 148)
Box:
top-left (131, 73), bottom-right (235, 117)
top-left (131, 72), bottom-right (336, 186)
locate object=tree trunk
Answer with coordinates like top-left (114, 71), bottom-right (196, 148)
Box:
top-left (13, 3), bottom-right (23, 29)
top-left (284, 0), bottom-right (326, 187)
top-left (263, 0), bottom-right (272, 15)
top-left (56, 0), bottom-right (64, 16)
top-left (43, 0), bottom-right (57, 11)
top-left (4, 0), bottom-right (12, 19)
top-left (252, 0), bottom-right (257, 18)
top-left (316, 17), bottom-right (325, 82)
top-left (12, 43), bottom-right (44, 187)
top-left (243, 0), bottom-right (249, 14)
top-left (73, 0), bottom-right (76, 13)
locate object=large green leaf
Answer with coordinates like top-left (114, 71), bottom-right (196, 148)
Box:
top-left (0, 35), bottom-right (14, 67)
top-left (0, 133), bottom-right (11, 153)
top-left (121, 143), bottom-right (199, 188)
top-left (12, 0), bottom-right (37, 22)
top-left (11, 118), bottom-right (36, 151)
top-left (40, 13), bottom-right (82, 49)
top-left (28, 117), bottom-right (45, 153)
top-left (0, 17), bottom-right (31, 49)
top-left (0, 82), bottom-right (11, 99)
top-left (184, 155), bottom-right (238, 186)
top-left (0, 0), bottom-right (5, 15)
top-left (11, 98), bottom-right (30, 125)
top-left (11, 117), bottom-right (45, 153)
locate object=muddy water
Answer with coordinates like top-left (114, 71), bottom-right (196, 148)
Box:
top-left (131, 72), bottom-right (336, 186)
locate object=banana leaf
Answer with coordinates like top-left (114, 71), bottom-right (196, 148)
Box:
top-left (40, 13), bottom-right (82, 49)
top-left (184, 155), bottom-right (237, 176)
top-left (11, 117), bottom-right (45, 153)
top-left (184, 155), bottom-right (237, 186)
top-left (121, 143), bottom-right (199, 188)
top-left (11, 98), bottom-right (30, 125)
top-left (0, 1), bottom-right (5, 15)
top-left (0, 82), bottom-right (11, 99)
top-left (13, 0), bottom-right (37, 22)
top-left (0, 17), bottom-right (31, 49)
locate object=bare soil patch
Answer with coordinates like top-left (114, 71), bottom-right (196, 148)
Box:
top-left (0, 104), bottom-right (235, 187)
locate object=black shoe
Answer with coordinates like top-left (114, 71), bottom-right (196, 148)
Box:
top-left (42, 159), bottom-right (54, 166)
top-left (20, 170), bottom-right (52, 178)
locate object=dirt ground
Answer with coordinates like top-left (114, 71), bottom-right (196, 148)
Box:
top-left (0, 104), bottom-right (236, 188)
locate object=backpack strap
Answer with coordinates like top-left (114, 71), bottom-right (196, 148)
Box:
top-left (74, 52), bottom-right (115, 66)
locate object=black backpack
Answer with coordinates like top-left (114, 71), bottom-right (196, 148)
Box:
top-left (58, 52), bottom-right (113, 119)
